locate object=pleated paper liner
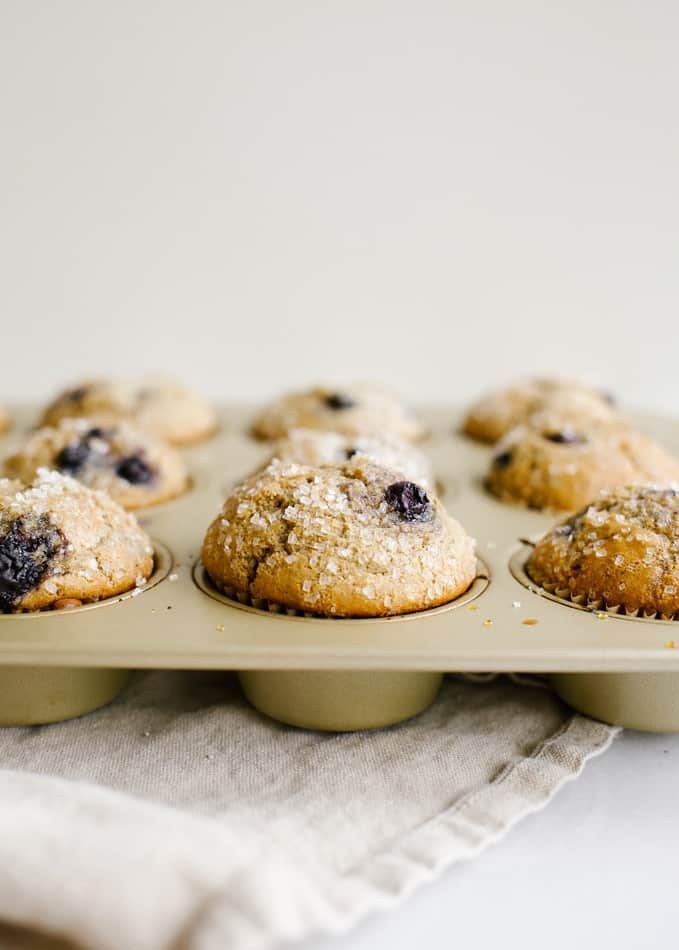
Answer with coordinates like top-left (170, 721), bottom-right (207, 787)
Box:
top-left (194, 560), bottom-right (489, 730)
top-left (509, 542), bottom-right (679, 624)
top-left (194, 558), bottom-right (490, 621)
top-left (535, 581), bottom-right (678, 623)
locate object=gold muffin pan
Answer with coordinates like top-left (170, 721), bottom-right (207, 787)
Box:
top-left (0, 404), bottom-right (678, 732)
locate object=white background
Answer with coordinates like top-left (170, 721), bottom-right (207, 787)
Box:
top-left (2, 4), bottom-right (678, 949)
top-left (1, 1), bottom-right (677, 409)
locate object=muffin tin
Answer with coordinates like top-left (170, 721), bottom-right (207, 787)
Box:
top-left (0, 404), bottom-right (678, 732)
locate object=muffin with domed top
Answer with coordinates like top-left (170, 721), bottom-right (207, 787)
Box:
top-left (0, 470), bottom-right (154, 612)
top-left (251, 384), bottom-right (423, 442)
top-left (463, 376), bottom-right (617, 444)
top-left (526, 486), bottom-right (679, 617)
top-left (485, 410), bottom-right (679, 512)
top-left (4, 417), bottom-right (188, 510)
top-left (201, 459), bottom-right (475, 617)
top-left (41, 377), bottom-right (217, 446)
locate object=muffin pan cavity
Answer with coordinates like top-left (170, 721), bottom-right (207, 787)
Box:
top-left (0, 404), bottom-right (678, 731)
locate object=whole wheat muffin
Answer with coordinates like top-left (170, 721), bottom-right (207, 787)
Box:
top-left (486, 413), bottom-right (679, 511)
top-left (251, 385), bottom-right (423, 442)
top-left (266, 428), bottom-right (433, 489)
top-left (202, 459), bottom-right (475, 617)
top-left (5, 417), bottom-right (187, 510)
top-left (463, 377), bottom-right (617, 444)
top-left (0, 470), bottom-right (154, 612)
top-left (41, 377), bottom-right (217, 446)
top-left (526, 486), bottom-right (679, 617)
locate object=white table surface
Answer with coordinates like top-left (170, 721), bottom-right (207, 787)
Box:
top-left (308, 729), bottom-right (678, 950)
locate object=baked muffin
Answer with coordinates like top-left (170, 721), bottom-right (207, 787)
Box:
top-left (266, 428), bottom-right (433, 489)
top-left (41, 378), bottom-right (217, 445)
top-left (202, 459), bottom-right (475, 617)
top-left (526, 486), bottom-right (679, 618)
top-left (4, 417), bottom-right (188, 510)
top-left (462, 377), bottom-right (617, 444)
top-left (0, 407), bottom-right (9, 435)
top-left (0, 470), bottom-right (154, 612)
top-left (251, 385), bottom-right (423, 442)
top-left (485, 413), bottom-right (679, 511)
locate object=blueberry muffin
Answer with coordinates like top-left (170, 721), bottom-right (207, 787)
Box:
top-left (526, 486), bottom-right (679, 617)
top-left (251, 385), bottom-right (423, 442)
top-left (4, 417), bottom-right (188, 510)
top-left (462, 377), bottom-right (617, 444)
top-left (485, 413), bottom-right (679, 511)
top-left (0, 470), bottom-right (154, 612)
top-left (202, 459), bottom-right (475, 617)
top-left (41, 378), bottom-right (217, 446)
top-left (266, 428), bottom-right (433, 489)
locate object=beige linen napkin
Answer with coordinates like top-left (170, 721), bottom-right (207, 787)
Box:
top-left (0, 671), bottom-right (617, 950)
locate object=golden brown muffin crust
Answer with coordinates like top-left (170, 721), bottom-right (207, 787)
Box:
top-left (41, 378), bottom-right (217, 446)
top-left (463, 377), bottom-right (617, 444)
top-left (252, 385), bottom-right (423, 442)
top-left (526, 486), bottom-right (679, 616)
top-left (202, 459), bottom-right (475, 617)
top-left (0, 470), bottom-right (154, 612)
top-left (486, 413), bottom-right (679, 512)
top-left (5, 417), bottom-right (188, 510)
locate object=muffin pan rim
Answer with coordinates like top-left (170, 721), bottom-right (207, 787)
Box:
top-left (0, 404), bottom-right (677, 674)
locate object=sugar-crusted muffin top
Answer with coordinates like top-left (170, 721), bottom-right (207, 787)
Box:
top-left (4, 416), bottom-right (187, 510)
top-left (0, 470), bottom-right (154, 612)
top-left (201, 458), bottom-right (475, 617)
top-left (251, 384), bottom-right (423, 442)
top-left (41, 377), bottom-right (217, 445)
top-left (526, 486), bottom-right (679, 617)
top-left (266, 427), bottom-right (433, 489)
top-left (486, 413), bottom-right (679, 512)
top-left (463, 376), bottom-right (617, 444)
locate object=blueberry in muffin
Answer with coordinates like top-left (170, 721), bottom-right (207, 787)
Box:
top-left (485, 412), bottom-right (679, 511)
top-left (5, 417), bottom-right (187, 510)
top-left (41, 377), bottom-right (217, 446)
top-left (251, 385), bottom-right (423, 442)
top-left (463, 376), bottom-right (618, 444)
top-left (0, 470), bottom-right (154, 612)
